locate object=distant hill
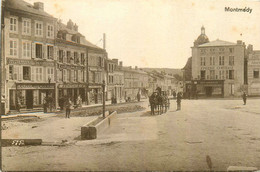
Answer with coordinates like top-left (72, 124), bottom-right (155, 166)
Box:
top-left (141, 68), bottom-right (182, 76)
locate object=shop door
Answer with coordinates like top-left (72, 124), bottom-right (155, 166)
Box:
top-left (26, 90), bottom-right (33, 109)
top-left (205, 87), bottom-right (213, 97)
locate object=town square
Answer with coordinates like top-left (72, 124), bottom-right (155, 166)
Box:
top-left (1, 0), bottom-right (260, 171)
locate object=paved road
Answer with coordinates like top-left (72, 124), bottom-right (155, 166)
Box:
top-left (2, 99), bottom-right (260, 171)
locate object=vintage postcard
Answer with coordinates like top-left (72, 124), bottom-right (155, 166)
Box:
top-left (1, 0), bottom-right (260, 171)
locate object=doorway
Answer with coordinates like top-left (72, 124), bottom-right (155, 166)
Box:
top-left (26, 90), bottom-right (33, 109)
top-left (205, 87), bottom-right (213, 97)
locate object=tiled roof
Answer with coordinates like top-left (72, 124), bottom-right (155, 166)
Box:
top-left (5, 0), bottom-right (54, 18)
top-left (199, 39), bottom-right (236, 47)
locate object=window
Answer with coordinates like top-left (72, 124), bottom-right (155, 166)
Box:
top-left (67, 70), bottom-right (70, 82)
top-left (229, 48), bottom-right (234, 53)
top-left (210, 70), bottom-right (215, 79)
top-left (47, 45), bottom-right (54, 59)
top-left (35, 67), bottom-right (43, 81)
top-left (47, 68), bottom-right (54, 81)
top-left (36, 44), bottom-right (43, 59)
top-left (81, 53), bottom-right (85, 65)
top-left (67, 51), bottom-right (71, 63)
top-left (71, 70), bottom-right (75, 82)
top-left (219, 56), bottom-right (224, 65)
top-left (59, 50), bottom-right (64, 63)
top-left (10, 39), bottom-right (18, 56)
top-left (62, 33), bottom-right (66, 40)
top-left (219, 70), bottom-right (224, 80)
top-left (229, 70), bottom-right (234, 79)
top-left (22, 18), bottom-right (31, 35)
top-left (23, 66), bottom-right (31, 80)
top-left (201, 57), bottom-right (206, 66)
top-left (219, 48), bottom-right (225, 52)
top-left (210, 57), bottom-right (215, 65)
top-left (35, 21), bottom-right (43, 37)
top-left (226, 70), bottom-right (229, 79)
top-left (10, 16), bottom-right (18, 32)
top-left (22, 41), bottom-right (31, 59)
top-left (47, 24), bottom-right (54, 38)
top-left (99, 57), bottom-right (102, 67)
top-left (74, 52), bottom-right (79, 64)
top-left (254, 69), bottom-right (259, 79)
top-left (201, 70), bottom-right (206, 80)
top-left (229, 56), bottom-right (234, 66)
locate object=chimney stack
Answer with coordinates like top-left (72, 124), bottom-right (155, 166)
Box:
top-left (103, 33), bottom-right (106, 50)
top-left (112, 59), bottom-right (118, 65)
top-left (237, 40), bottom-right (242, 45)
top-left (135, 66), bottom-right (138, 70)
top-left (119, 61), bottom-right (123, 67)
top-left (34, 2), bottom-right (44, 11)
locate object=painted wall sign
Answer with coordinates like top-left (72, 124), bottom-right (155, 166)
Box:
top-left (201, 66), bottom-right (234, 70)
top-left (58, 84), bottom-right (86, 88)
top-left (7, 58), bottom-right (54, 67)
top-left (17, 84), bottom-right (55, 89)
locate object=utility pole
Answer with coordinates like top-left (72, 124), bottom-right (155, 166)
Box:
top-left (102, 80), bottom-right (106, 118)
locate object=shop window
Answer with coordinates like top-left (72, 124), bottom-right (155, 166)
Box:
top-left (254, 70), bottom-right (259, 79)
top-left (23, 66), bottom-right (31, 80)
top-left (229, 70), bottom-right (234, 79)
top-left (47, 45), bottom-right (54, 59)
top-left (36, 44), bottom-right (43, 59)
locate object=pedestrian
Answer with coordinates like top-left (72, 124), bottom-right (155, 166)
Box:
top-left (242, 91), bottom-right (247, 105)
top-left (65, 98), bottom-right (73, 118)
top-left (16, 98), bottom-right (21, 113)
top-left (43, 96), bottom-right (48, 113)
top-left (137, 92), bottom-right (141, 102)
top-left (176, 92), bottom-right (182, 111)
top-left (76, 95), bottom-right (82, 108)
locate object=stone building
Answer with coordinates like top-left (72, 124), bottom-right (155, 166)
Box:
top-left (247, 49), bottom-right (260, 96)
top-left (2, 0), bottom-right (57, 113)
top-left (107, 59), bottom-right (124, 102)
top-left (190, 26), bottom-right (247, 97)
top-left (1, 0), bottom-right (107, 114)
top-left (122, 66), bottom-right (149, 101)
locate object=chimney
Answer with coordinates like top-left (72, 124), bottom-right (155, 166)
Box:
top-left (34, 2), bottom-right (44, 11)
top-left (119, 61), bottom-right (123, 67)
top-left (103, 33), bottom-right (106, 50)
top-left (67, 19), bottom-right (74, 30)
top-left (135, 66), bottom-right (138, 70)
top-left (237, 40), bottom-right (242, 45)
top-left (74, 23), bottom-right (78, 32)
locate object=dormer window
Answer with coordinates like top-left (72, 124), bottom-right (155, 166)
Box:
top-left (62, 33), bottom-right (66, 40)
top-left (72, 34), bottom-right (80, 43)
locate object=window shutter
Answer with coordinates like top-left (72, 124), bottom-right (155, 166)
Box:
top-left (53, 46), bottom-right (58, 61)
top-left (44, 68), bottom-right (48, 82)
top-left (31, 67), bottom-right (35, 82)
top-left (18, 66), bottom-right (22, 81)
top-left (43, 44), bottom-right (47, 59)
top-left (6, 65), bottom-right (9, 80)
top-left (13, 65), bottom-right (18, 80)
top-left (32, 42), bottom-right (35, 59)
top-left (63, 50), bottom-right (66, 63)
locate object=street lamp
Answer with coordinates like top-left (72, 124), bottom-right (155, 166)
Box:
top-left (102, 80), bottom-right (106, 118)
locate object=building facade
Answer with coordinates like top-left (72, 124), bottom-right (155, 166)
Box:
top-left (190, 26), bottom-right (246, 98)
top-left (248, 50), bottom-right (260, 96)
top-left (3, 0), bottom-right (57, 113)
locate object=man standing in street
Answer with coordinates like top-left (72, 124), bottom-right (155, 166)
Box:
top-left (65, 98), bottom-right (73, 118)
top-left (176, 92), bottom-right (182, 111)
top-left (242, 91), bottom-right (247, 105)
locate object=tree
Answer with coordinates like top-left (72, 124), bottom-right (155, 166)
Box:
top-left (174, 74), bottom-right (183, 81)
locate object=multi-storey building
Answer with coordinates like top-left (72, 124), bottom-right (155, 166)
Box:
top-left (107, 59), bottom-right (124, 102)
top-left (1, 0), bottom-right (107, 114)
top-left (3, 0), bottom-right (57, 113)
top-left (122, 66), bottom-right (149, 100)
top-left (247, 49), bottom-right (260, 96)
top-left (190, 26), bottom-right (247, 97)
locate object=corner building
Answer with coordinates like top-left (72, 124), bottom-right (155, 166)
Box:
top-left (191, 27), bottom-right (246, 97)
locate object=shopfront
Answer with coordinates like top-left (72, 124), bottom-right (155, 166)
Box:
top-left (9, 83), bottom-right (55, 110)
top-left (58, 83), bottom-right (87, 105)
top-left (186, 80), bottom-right (224, 98)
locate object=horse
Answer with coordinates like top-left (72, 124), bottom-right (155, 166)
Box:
top-left (149, 93), bottom-right (158, 115)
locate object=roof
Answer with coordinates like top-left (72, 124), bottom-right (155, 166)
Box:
top-left (199, 39), bottom-right (236, 47)
top-left (5, 0), bottom-right (54, 18)
top-left (182, 57), bottom-right (192, 70)
top-left (58, 23), bottom-right (102, 50)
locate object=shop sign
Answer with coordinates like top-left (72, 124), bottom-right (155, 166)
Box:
top-left (58, 64), bottom-right (85, 70)
top-left (58, 84), bottom-right (86, 88)
top-left (198, 80), bottom-right (223, 85)
top-left (17, 84), bottom-right (55, 89)
top-left (248, 61), bottom-right (260, 66)
top-left (201, 66), bottom-right (233, 70)
top-left (7, 58), bottom-right (54, 67)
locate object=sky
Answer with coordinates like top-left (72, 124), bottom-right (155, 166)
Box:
top-left (25, 0), bottom-right (260, 69)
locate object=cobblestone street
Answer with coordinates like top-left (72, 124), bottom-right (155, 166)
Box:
top-left (2, 98), bottom-right (260, 171)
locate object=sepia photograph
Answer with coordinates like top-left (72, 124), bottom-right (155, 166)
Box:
top-left (1, 0), bottom-right (260, 171)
